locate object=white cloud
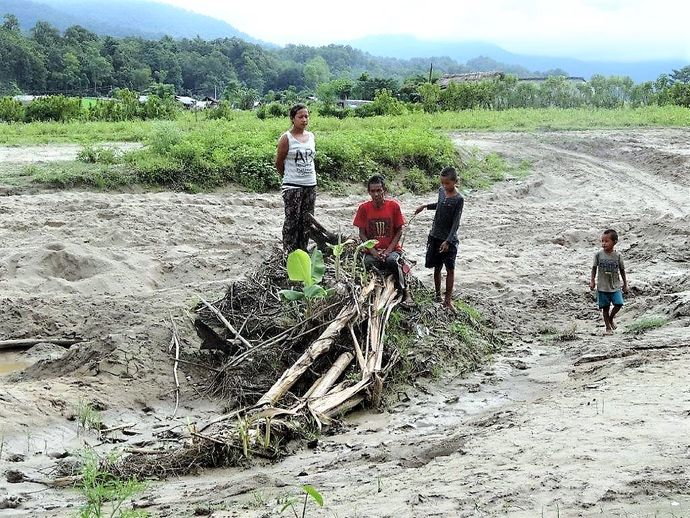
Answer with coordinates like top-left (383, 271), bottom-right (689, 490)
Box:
top-left (154, 0), bottom-right (690, 61)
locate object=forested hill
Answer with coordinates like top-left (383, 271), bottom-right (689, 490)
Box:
top-left (0, 12), bottom-right (543, 98)
top-left (347, 35), bottom-right (688, 83)
top-left (0, 0), bottom-right (261, 42)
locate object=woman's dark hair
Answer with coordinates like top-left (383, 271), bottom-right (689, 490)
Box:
top-left (289, 103), bottom-right (308, 120)
top-left (603, 229), bottom-right (618, 243)
top-left (441, 166), bottom-right (458, 181)
top-left (367, 174), bottom-right (386, 190)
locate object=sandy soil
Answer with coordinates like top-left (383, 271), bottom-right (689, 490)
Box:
top-left (0, 129), bottom-right (689, 517)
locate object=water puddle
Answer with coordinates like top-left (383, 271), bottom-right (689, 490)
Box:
top-left (0, 350), bottom-right (30, 375)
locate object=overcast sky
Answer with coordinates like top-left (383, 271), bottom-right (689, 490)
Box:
top-left (155, 0), bottom-right (689, 62)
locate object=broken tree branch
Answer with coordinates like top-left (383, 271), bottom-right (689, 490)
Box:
top-left (169, 314), bottom-right (181, 418)
top-left (198, 297), bottom-right (253, 351)
top-left (308, 352), bottom-right (354, 399)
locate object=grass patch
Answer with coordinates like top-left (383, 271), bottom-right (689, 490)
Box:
top-left (78, 450), bottom-right (148, 518)
top-left (76, 401), bottom-right (103, 434)
top-left (77, 145), bottom-right (120, 165)
top-left (29, 162), bottom-right (136, 190)
top-left (384, 289), bottom-right (499, 395)
top-left (0, 120), bottom-right (155, 145)
top-left (625, 316), bottom-right (668, 335)
top-left (2, 106), bottom-right (689, 147)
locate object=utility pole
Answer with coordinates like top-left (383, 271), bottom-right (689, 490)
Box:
top-left (428, 62), bottom-right (433, 83)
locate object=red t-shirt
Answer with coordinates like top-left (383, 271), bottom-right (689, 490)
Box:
top-left (353, 199), bottom-right (405, 251)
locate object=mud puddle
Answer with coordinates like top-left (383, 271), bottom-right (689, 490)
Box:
top-left (0, 351), bottom-right (30, 376)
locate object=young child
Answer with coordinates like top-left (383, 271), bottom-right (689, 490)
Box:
top-left (415, 166), bottom-right (464, 309)
top-left (590, 229), bottom-right (628, 334)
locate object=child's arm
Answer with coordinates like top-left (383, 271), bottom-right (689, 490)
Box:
top-left (590, 252), bottom-right (599, 290)
top-left (620, 267), bottom-right (628, 292)
top-left (415, 202), bottom-right (436, 214)
top-left (415, 189), bottom-right (441, 214)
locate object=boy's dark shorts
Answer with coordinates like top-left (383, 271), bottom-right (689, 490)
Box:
top-left (425, 236), bottom-right (457, 270)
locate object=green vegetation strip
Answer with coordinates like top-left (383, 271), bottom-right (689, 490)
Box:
top-left (3, 106), bottom-right (689, 192)
top-left (2, 106), bottom-right (689, 146)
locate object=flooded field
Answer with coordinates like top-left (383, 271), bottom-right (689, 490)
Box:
top-left (1, 129), bottom-right (689, 517)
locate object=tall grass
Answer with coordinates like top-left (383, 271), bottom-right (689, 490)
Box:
top-left (6, 106), bottom-right (689, 192)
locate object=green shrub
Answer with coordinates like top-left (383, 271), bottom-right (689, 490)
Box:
top-left (206, 100), bottom-right (236, 120)
top-left (355, 89), bottom-right (407, 117)
top-left (669, 83), bottom-right (690, 107)
top-left (402, 166), bottom-right (436, 193)
top-left (317, 102), bottom-right (351, 119)
top-left (85, 99), bottom-right (125, 122)
top-left (146, 122), bottom-right (185, 154)
top-left (25, 95), bottom-right (81, 122)
top-left (77, 145), bottom-right (118, 164)
top-left (0, 97), bottom-right (24, 122)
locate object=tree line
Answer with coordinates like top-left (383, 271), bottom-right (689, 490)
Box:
top-left (0, 13), bottom-right (495, 98)
top-left (1, 12), bottom-right (688, 117)
top-left (0, 12), bottom-right (602, 101)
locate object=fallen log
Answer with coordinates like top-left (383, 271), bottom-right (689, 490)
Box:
top-left (0, 338), bottom-right (83, 351)
top-left (307, 352), bottom-right (354, 399)
top-left (255, 279), bottom-right (375, 407)
top-left (309, 378), bottom-right (371, 417)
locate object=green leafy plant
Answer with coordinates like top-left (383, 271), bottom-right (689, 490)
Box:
top-left (78, 450), bottom-right (147, 518)
top-left (327, 236), bottom-right (354, 280)
top-left (280, 484), bottom-right (324, 518)
top-left (279, 249), bottom-right (330, 301)
top-left (352, 239), bottom-right (378, 281)
top-left (77, 145), bottom-right (118, 165)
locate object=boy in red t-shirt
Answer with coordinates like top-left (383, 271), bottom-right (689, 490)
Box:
top-left (353, 175), bottom-right (412, 303)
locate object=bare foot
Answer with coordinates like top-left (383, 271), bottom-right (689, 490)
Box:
top-left (442, 301), bottom-right (457, 313)
top-left (434, 294), bottom-right (442, 303)
top-left (604, 328), bottom-right (613, 335)
top-left (401, 291), bottom-right (414, 308)
top-left (610, 320), bottom-right (617, 330)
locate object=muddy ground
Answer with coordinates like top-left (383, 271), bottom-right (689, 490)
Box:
top-left (0, 129), bottom-right (689, 517)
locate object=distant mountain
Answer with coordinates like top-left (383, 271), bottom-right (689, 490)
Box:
top-left (0, 0), bottom-right (268, 44)
top-left (347, 35), bottom-right (688, 82)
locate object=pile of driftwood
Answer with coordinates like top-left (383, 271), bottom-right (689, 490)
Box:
top-left (112, 220), bottom-right (496, 479)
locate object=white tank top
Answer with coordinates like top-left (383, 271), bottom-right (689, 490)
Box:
top-left (282, 131), bottom-right (316, 188)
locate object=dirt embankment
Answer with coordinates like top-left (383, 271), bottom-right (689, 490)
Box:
top-left (0, 129), bottom-right (689, 517)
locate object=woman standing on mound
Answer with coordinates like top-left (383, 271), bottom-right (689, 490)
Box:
top-left (275, 103), bottom-right (317, 253)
